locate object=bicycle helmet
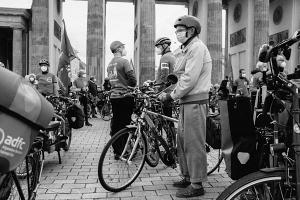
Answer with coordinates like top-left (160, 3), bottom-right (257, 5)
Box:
top-left (174, 15), bottom-right (201, 34)
top-left (155, 37), bottom-right (171, 47)
top-left (110, 41), bottom-right (124, 53)
top-left (39, 59), bottom-right (49, 66)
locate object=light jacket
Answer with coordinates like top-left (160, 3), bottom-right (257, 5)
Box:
top-left (170, 37), bottom-right (212, 104)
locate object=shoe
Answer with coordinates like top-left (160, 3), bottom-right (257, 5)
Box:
top-left (175, 185), bottom-right (204, 198)
top-left (173, 179), bottom-right (191, 188)
top-left (85, 122), bottom-right (92, 126)
top-left (92, 115), bottom-right (98, 118)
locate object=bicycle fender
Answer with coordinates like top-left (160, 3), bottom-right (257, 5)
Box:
top-left (260, 167), bottom-right (287, 173)
top-left (126, 125), bottom-right (137, 129)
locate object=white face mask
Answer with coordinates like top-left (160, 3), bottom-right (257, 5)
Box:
top-left (82, 74), bottom-right (86, 78)
top-left (156, 47), bottom-right (162, 55)
top-left (94, 79), bottom-right (97, 82)
top-left (41, 66), bottom-right (48, 72)
top-left (121, 48), bottom-right (127, 57)
top-left (176, 31), bottom-right (188, 44)
top-left (29, 77), bottom-right (34, 82)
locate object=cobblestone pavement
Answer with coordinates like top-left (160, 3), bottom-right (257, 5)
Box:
top-left (36, 118), bottom-right (233, 200)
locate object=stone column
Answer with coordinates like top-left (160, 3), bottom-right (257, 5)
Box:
top-left (31, 0), bottom-right (49, 74)
top-left (207, 0), bottom-right (223, 84)
top-left (12, 28), bottom-right (23, 76)
top-left (253, 0), bottom-right (269, 66)
top-left (87, 0), bottom-right (105, 85)
top-left (136, 0), bottom-right (155, 85)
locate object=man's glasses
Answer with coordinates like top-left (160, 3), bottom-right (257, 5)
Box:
top-left (175, 29), bottom-right (187, 34)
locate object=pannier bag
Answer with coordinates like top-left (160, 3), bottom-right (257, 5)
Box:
top-left (219, 97), bottom-right (258, 180)
top-left (206, 115), bottom-right (221, 149)
top-left (66, 104), bottom-right (84, 129)
top-left (0, 67), bottom-right (54, 173)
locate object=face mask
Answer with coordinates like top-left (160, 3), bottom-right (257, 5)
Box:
top-left (176, 31), bottom-right (188, 44)
top-left (156, 47), bottom-right (162, 55)
top-left (121, 48), bottom-right (127, 56)
top-left (29, 77), bottom-right (34, 82)
top-left (82, 74), bottom-right (86, 78)
top-left (241, 73), bottom-right (246, 78)
top-left (41, 66), bottom-right (48, 72)
top-left (94, 79), bottom-right (97, 82)
top-left (280, 61), bottom-right (287, 68)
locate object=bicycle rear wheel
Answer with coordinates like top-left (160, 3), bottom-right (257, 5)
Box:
top-left (217, 170), bottom-right (294, 200)
top-left (98, 127), bottom-right (146, 192)
top-left (100, 103), bottom-right (112, 121)
top-left (206, 144), bottom-right (224, 175)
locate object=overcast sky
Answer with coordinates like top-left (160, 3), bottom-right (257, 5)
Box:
top-left (0, 0), bottom-right (224, 68)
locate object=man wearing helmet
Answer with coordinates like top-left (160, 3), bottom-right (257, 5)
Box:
top-left (73, 70), bottom-right (92, 126)
top-left (36, 59), bottom-right (59, 97)
top-left (107, 41), bottom-right (136, 159)
top-left (159, 15), bottom-right (212, 198)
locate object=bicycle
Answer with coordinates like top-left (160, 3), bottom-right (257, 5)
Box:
top-left (217, 30), bottom-right (300, 200)
top-left (98, 75), bottom-right (224, 192)
top-left (99, 91), bottom-right (112, 121)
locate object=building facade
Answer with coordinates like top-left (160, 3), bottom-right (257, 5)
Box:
top-left (224, 0), bottom-right (300, 80)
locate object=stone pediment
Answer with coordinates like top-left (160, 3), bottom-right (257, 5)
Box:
top-left (0, 7), bottom-right (31, 30)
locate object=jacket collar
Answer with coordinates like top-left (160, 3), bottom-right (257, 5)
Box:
top-left (180, 37), bottom-right (199, 53)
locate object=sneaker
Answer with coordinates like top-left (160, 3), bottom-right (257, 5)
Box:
top-left (175, 185), bottom-right (204, 198)
top-left (173, 179), bottom-right (191, 188)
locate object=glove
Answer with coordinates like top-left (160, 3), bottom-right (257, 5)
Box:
top-left (158, 92), bottom-right (173, 104)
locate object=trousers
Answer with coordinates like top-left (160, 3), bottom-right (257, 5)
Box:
top-left (177, 103), bottom-right (207, 183)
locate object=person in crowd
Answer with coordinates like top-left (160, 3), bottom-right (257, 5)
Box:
top-left (88, 76), bottom-right (98, 118)
top-left (36, 59), bottom-right (59, 97)
top-left (159, 15), bottom-right (212, 198)
top-left (107, 40), bottom-right (136, 159)
top-left (73, 70), bottom-right (92, 126)
top-left (155, 37), bottom-right (176, 119)
top-left (103, 77), bottom-right (112, 91)
top-left (25, 73), bottom-right (38, 89)
top-left (232, 69), bottom-right (250, 97)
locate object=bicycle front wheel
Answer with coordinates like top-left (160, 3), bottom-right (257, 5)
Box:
top-left (217, 170), bottom-right (294, 200)
top-left (98, 127), bottom-right (147, 192)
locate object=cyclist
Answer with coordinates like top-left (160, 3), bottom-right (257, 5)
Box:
top-left (36, 59), bottom-right (59, 97)
top-left (107, 41), bottom-right (136, 159)
top-left (159, 15), bottom-right (212, 198)
top-left (73, 70), bottom-right (92, 126)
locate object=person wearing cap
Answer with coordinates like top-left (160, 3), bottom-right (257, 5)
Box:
top-left (36, 59), bottom-right (59, 97)
top-left (107, 41), bottom-right (136, 159)
top-left (158, 15), bottom-right (212, 198)
top-left (73, 70), bottom-right (92, 126)
top-left (88, 76), bottom-right (98, 118)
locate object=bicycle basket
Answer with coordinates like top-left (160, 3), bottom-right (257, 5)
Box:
top-left (0, 67), bottom-right (54, 173)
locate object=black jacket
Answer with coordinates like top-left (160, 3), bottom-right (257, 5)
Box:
top-left (88, 80), bottom-right (98, 96)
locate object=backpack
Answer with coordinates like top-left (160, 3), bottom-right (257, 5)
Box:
top-left (66, 105), bottom-right (84, 129)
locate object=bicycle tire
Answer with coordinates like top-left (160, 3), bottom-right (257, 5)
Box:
top-left (63, 119), bottom-right (72, 151)
top-left (155, 134), bottom-right (175, 167)
top-left (100, 103), bottom-right (112, 121)
top-left (207, 155), bottom-right (223, 175)
top-left (15, 156), bottom-right (34, 179)
top-left (217, 170), bottom-right (293, 200)
top-left (98, 127), bottom-right (146, 192)
top-left (144, 129), bottom-right (160, 167)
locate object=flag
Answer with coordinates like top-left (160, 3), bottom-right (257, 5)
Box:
top-left (58, 20), bottom-right (76, 72)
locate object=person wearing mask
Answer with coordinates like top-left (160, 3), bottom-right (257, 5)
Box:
top-left (25, 73), bottom-right (38, 89)
top-left (159, 15), bottom-right (212, 198)
top-left (232, 69), bottom-right (250, 97)
top-left (36, 59), bottom-right (59, 97)
top-left (88, 76), bottom-right (98, 118)
top-left (103, 77), bottom-right (112, 91)
top-left (155, 37), bottom-right (176, 120)
top-left (73, 70), bottom-right (92, 126)
top-left (107, 41), bottom-right (136, 159)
